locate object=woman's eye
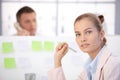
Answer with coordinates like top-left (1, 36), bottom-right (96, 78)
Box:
top-left (76, 33), bottom-right (81, 37)
top-left (86, 31), bottom-right (92, 35)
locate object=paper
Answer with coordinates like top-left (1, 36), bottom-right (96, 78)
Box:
top-left (32, 41), bottom-right (42, 51)
top-left (14, 40), bottom-right (30, 52)
top-left (44, 41), bottom-right (54, 51)
top-left (2, 42), bottom-right (14, 53)
top-left (4, 58), bottom-right (16, 69)
top-left (16, 57), bottom-right (32, 69)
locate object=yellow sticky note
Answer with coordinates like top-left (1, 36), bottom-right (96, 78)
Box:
top-left (32, 41), bottom-right (42, 51)
top-left (4, 58), bottom-right (16, 69)
top-left (44, 41), bottom-right (54, 51)
top-left (2, 42), bottom-right (14, 53)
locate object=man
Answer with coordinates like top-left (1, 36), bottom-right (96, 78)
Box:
top-left (15, 6), bottom-right (37, 36)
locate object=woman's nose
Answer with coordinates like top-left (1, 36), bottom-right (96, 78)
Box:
top-left (81, 35), bottom-right (86, 42)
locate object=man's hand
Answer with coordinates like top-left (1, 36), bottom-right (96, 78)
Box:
top-left (14, 23), bottom-right (30, 36)
top-left (17, 29), bottom-right (30, 36)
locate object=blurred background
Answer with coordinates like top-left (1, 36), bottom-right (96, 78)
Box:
top-left (0, 0), bottom-right (120, 80)
top-left (0, 0), bottom-right (120, 36)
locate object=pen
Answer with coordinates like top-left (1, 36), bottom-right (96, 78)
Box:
top-left (68, 46), bottom-right (77, 53)
top-left (58, 42), bottom-right (77, 53)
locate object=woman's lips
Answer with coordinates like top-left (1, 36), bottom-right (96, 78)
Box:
top-left (81, 44), bottom-right (90, 48)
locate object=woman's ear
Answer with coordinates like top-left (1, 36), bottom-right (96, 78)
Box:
top-left (100, 29), bottom-right (105, 40)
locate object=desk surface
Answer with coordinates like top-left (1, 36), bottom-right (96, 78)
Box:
top-left (0, 36), bottom-right (120, 80)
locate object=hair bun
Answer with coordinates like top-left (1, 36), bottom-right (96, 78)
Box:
top-left (98, 15), bottom-right (104, 23)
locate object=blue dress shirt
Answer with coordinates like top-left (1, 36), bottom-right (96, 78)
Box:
top-left (84, 46), bottom-right (106, 80)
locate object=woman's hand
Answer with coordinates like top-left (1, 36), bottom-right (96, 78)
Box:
top-left (54, 42), bottom-right (68, 68)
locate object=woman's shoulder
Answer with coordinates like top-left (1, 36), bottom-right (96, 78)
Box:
top-left (103, 46), bottom-right (120, 66)
top-left (102, 53), bottom-right (120, 79)
top-left (110, 53), bottom-right (120, 63)
top-left (104, 53), bottom-right (120, 69)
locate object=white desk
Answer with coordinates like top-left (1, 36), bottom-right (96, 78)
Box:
top-left (0, 36), bottom-right (120, 80)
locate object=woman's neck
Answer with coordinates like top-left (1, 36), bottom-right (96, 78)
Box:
top-left (89, 44), bottom-right (104, 60)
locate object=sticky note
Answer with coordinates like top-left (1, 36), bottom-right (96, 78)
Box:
top-left (4, 58), bottom-right (16, 69)
top-left (32, 41), bottom-right (42, 51)
top-left (2, 42), bottom-right (14, 53)
top-left (44, 41), bottom-right (54, 51)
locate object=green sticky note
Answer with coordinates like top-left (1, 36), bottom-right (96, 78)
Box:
top-left (4, 58), bottom-right (16, 69)
top-left (44, 41), bottom-right (54, 51)
top-left (32, 41), bottom-right (42, 51)
top-left (2, 42), bottom-right (14, 53)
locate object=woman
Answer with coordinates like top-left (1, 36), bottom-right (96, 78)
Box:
top-left (48, 13), bottom-right (120, 80)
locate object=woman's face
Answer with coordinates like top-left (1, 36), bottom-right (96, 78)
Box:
top-left (74, 18), bottom-right (104, 54)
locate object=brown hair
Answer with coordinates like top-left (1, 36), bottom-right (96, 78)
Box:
top-left (16, 6), bottom-right (35, 22)
top-left (74, 13), bottom-right (106, 44)
top-left (98, 15), bottom-right (104, 24)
